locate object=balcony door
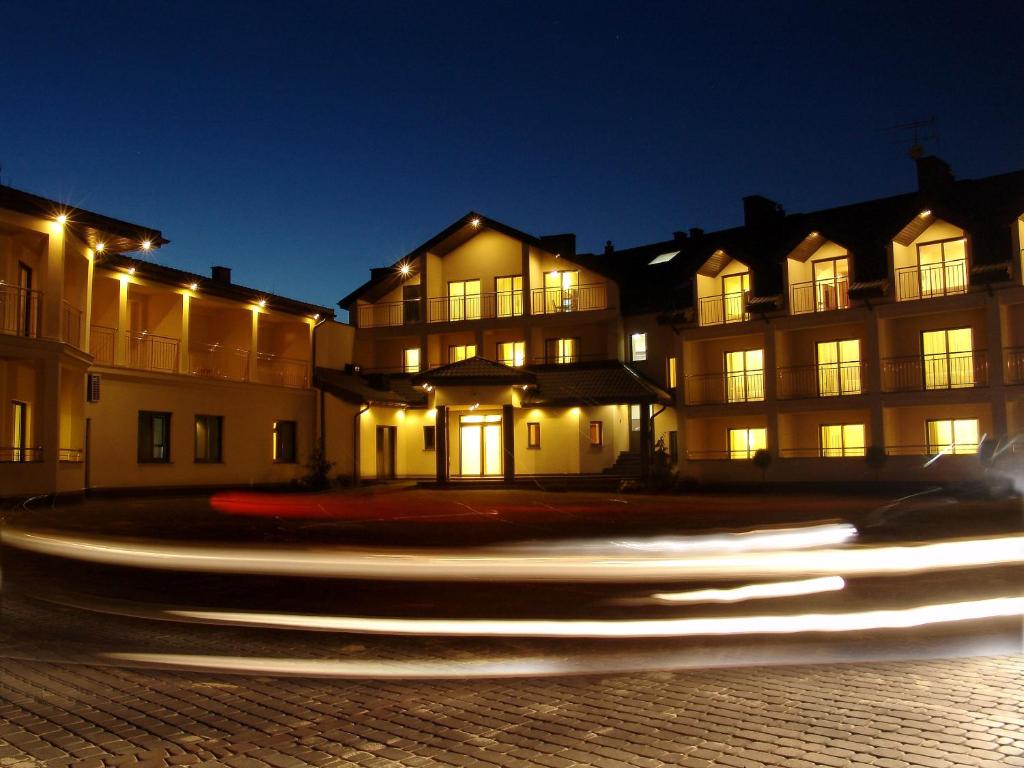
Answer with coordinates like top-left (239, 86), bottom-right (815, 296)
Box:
top-left (721, 272), bottom-right (749, 323)
top-left (495, 275), bottom-right (523, 317)
top-left (544, 270), bottom-right (578, 313)
top-left (375, 425), bottom-right (396, 479)
top-left (917, 238), bottom-right (967, 298)
top-left (11, 401), bottom-right (27, 462)
top-left (816, 339), bottom-right (861, 396)
top-left (448, 280), bottom-right (480, 321)
top-left (18, 263), bottom-right (32, 336)
top-left (459, 413), bottom-right (502, 476)
top-left (725, 349), bottom-right (763, 402)
top-left (812, 257), bottom-right (849, 312)
top-left (922, 328), bottom-right (973, 389)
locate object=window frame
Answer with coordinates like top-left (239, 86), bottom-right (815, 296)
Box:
top-left (630, 332), bottom-right (647, 362)
top-left (422, 425), bottom-right (436, 452)
top-left (273, 420), bottom-right (297, 463)
top-left (496, 340), bottom-right (526, 367)
top-left (527, 422), bottom-right (541, 449)
top-left (403, 347), bottom-right (421, 373)
top-left (138, 410), bottom-right (172, 464)
top-left (727, 427), bottom-right (766, 460)
top-left (544, 337), bottom-right (579, 364)
top-left (448, 344), bottom-right (477, 363)
top-left (588, 421), bottom-right (603, 447)
top-left (194, 414), bottom-right (223, 463)
top-left (494, 274), bottom-right (524, 317)
top-left (819, 423), bottom-right (866, 458)
top-left (926, 418), bottom-right (980, 455)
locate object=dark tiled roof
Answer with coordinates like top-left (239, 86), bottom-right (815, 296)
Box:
top-left (525, 361), bottom-right (673, 406)
top-left (315, 367), bottom-right (427, 407)
top-left (412, 356), bottom-right (535, 385)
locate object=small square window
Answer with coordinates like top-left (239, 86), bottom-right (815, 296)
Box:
top-left (273, 420), bottom-right (297, 463)
top-left (589, 421), bottom-right (603, 446)
top-left (527, 422), bottom-right (541, 449)
top-left (194, 415), bottom-right (223, 463)
top-left (423, 425), bottom-right (436, 451)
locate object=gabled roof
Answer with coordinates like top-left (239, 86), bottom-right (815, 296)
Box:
top-left (315, 367), bottom-right (427, 407)
top-left (524, 361), bottom-right (673, 406)
top-left (411, 356), bottom-right (535, 386)
top-left (0, 183), bottom-right (169, 253)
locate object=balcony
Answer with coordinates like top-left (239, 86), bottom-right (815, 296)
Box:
top-left (0, 447), bottom-right (43, 462)
top-left (683, 371), bottom-right (765, 405)
top-left (895, 260), bottom-right (967, 301)
top-left (881, 351), bottom-right (988, 392)
top-left (128, 331), bottom-right (179, 373)
top-left (356, 300), bottom-right (414, 329)
top-left (62, 301), bottom-right (84, 348)
top-left (427, 291), bottom-right (524, 323)
top-left (530, 283), bottom-right (608, 315)
top-left (790, 278), bottom-right (849, 315)
top-left (58, 448), bottom-right (83, 462)
top-left (90, 326), bottom-right (116, 365)
top-left (698, 292), bottom-right (747, 326)
top-left (255, 351), bottom-right (309, 388)
top-left (0, 284), bottom-right (42, 338)
top-left (189, 343), bottom-right (250, 382)
top-left (1005, 347), bottom-right (1024, 385)
top-left (777, 362), bottom-right (866, 399)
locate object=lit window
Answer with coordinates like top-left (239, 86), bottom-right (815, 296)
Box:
top-left (820, 424), bottom-right (865, 457)
top-left (916, 238), bottom-right (967, 298)
top-left (926, 418), bottom-right (979, 455)
top-left (543, 270), bottom-right (579, 313)
top-left (545, 338), bottom-right (578, 364)
top-left (194, 415), bottom-right (223, 463)
top-left (497, 341), bottom-right (526, 367)
top-left (423, 425), bottom-right (436, 451)
top-left (722, 271), bottom-right (750, 323)
top-left (448, 280), bottom-right (481, 321)
top-left (273, 420), bottom-right (297, 463)
top-left (816, 339), bottom-right (861, 396)
top-left (138, 411), bottom-right (171, 463)
top-left (527, 422), bottom-right (541, 448)
top-left (448, 344), bottom-right (477, 363)
top-left (810, 257), bottom-right (850, 312)
top-left (666, 357), bottom-right (678, 388)
top-left (589, 421), bottom-right (603, 446)
top-left (404, 347), bottom-right (421, 373)
top-left (495, 276), bottom-right (523, 317)
top-left (922, 328), bottom-right (974, 390)
top-left (728, 427), bottom-right (766, 459)
top-left (725, 349), bottom-right (764, 402)
top-left (631, 333), bottom-right (647, 362)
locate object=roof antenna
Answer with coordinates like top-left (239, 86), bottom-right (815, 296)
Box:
top-left (880, 117), bottom-right (938, 158)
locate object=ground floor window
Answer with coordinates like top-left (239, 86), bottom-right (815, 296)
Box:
top-left (728, 427), bottom-right (766, 459)
top-left (527, 421), bottom-right (541, 448)
top-left (273, 420), bottom-right (297, 463)
top-left (423, 425), bottom-right (436, 451)
top-left (404, 347), bottom-right (420, 373)
top-left (926, 418), bottom-right (979, 455)
top-left (448, 344), bottom-right (476, 363)
top-left (138, 411), bottom-right (171, 463)
top-left (820, 423), bottom-right (865, 457)
top-left (630, 332), bottom-right (647, 362)
top-left (589, 421), bottom-right (603, 446)
top-left (497, 340), bottom-right (526, 367)
top-left (194, 415), bottom-right (223, 462)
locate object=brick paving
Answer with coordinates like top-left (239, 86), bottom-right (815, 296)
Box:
top-left (0, 655), bottom-right (1021, 767)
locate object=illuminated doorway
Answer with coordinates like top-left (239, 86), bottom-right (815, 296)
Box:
top-left (459, 413), bottom-right (502, 476)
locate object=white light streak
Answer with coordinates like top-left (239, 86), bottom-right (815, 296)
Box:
top-left (651, 576), bottom-right (846, 604)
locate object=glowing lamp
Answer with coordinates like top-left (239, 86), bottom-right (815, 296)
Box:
top-left (399, 263), bottom-right (411, 276)
top-left (313, 313), bottom-right (320, 320)
top-left (919, 210), bottom-right (932, 218)
top-left (471, 218), bottom-right (481, 227)
top-left (258, 299), bottom-right (267, 308)
top-left (128, 267), bottom-right (136, 275)
top-left (141, 239), bottom-right (152, 251)
top-left (189, 282), bottom-right (199, 291)
top-left (55, 214), bottom-right (67, 225)
top-left (95, 242), bottom-right (106, 253)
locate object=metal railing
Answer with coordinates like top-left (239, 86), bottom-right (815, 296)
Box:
top-left (0, 446), bottom-right (43, 462)
top-left (427, 291), bottom-right (525, 322)
top-left (895, 259), bottom-right (968, 301)
top-left (189, 343), bottom-right (250, 382)
top-left (255, 351), bottom-right (309, 388)
top-left (530, 283), bottom-right (608, 315)
top-left (683, 371), bottom-right (765, 405)
top-left (698, 292), bottom-right (747, 326)
top-left (881, 351), bottom-right (988, 392)
top-left (128, 331), bottom-right (179, 373)
top-left (58, 448), bottom-right (83, 462)
top-left (790, 278), bottom-right (849, 314)
top-left (356, 301), bottom-right (409, 328)
top-left (90, 325), bottom-right (116, 365)
top-left (777, 362), bottom-right (865, 399)
top-left (1005, 347), bottom-right (1024, 385)
top-left (885, 444), bottom-right (979, 457)
top-left (62, 301), bottom-right (83, 347)
top-left (0, 284), bottom-right (42, 337)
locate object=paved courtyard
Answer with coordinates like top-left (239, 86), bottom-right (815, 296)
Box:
top-left (0, 655), bottom-right (1021, 768)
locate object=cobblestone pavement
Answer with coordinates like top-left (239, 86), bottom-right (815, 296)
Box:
top-left (0, 655), bottom-right (1021, 768)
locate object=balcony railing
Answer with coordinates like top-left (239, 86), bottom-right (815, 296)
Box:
top-left (1006, 347), bottom-right (1024, 385)
top-left (895, 259), bottom-right (968, 301)
top-left (0, 446), bottom-right (43, 462)
top-left (777, 362), bottom-right (866, 399)
top-left (58, 448), bottom-right (84, 462)
top-left (189, 343), bottom-right (250, 382)
top-left (62, 301), bottom-right (84, 348)
top-left (530, 284), bottom-right (608, 315)
top-left (356, 301), bottom-right (410, 328)
top-left (698, 292), bottom-right (747, 326)
top-left (881, 351), bottom-right (988, 392)
top-left (790, 278), bottom-right (849, 315)
top-left (684, 371), bottom-right (765, 405)
top-left (428, 291), bottom-right (525, 323)
top-left (0, 284), bottom-right (42, 338)
top-left (885, 444), bottom-right (979, 457)
top-left (90, 325), bottom-right (116, 365)
top-left (128, 331), bottom-right (179, 373)
top-left (255, 351), bottom-right (309, 388)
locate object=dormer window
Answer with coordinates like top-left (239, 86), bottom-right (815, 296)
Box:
top-left (787, 234), bottom-right (851, 315)
top-left (892, 214), bottom-right (969, 301)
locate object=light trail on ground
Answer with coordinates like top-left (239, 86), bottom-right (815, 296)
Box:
top-left (650, 576), bottom-right (846, 603)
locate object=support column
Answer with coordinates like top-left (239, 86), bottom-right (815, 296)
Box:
top-left (763, 320), bottom-right (780, 459)
top-left (115, 276), bottom-right (129, 366)
top-left (249, 307), bottom-right (259, 382)
top-left (44, 224), bottom-right (65, 340)
top-left (41, 356), bottom-right (61, 490)
top-left (639, 402), bottom-right (651, 481)
top-left (864, 309), bottom-right (885, 450)
top-left (83, 253), bottom-right (95, 354)
top-left (435, 405), bottom-right (449, 484)
top-left (179, 293), bottom-right (191, 374)
top-left (521, 243), bottom-right (531, 317)
top-left (987, 298), bottom-right (1008, 440)
top-left (502, 403), bottom-right (515, 483)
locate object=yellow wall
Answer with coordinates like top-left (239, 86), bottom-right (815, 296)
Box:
top-left (880, 306), bottom-right (987, 358)
top-left (778, 408), bottom-right (872, 454)
top-left (314, 321), bottom-right (355, 370)
top-left (892, 218), bottom-right (967, 274)
top-left (776, 320), bottom-right (867, 368)
top-left (684, 330), bottom-right (765, 377)
top-left (787, 240), bottom-right (849, 288)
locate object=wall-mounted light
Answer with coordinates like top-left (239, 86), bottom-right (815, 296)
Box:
top-left (919, 210), bottom-right (932, 218)
top-left (95, 242), bottom-right (106, 253)
top-left (399, 263), bottom-right (411, 276)
top-left (128, 267), bottom-right (136, 276)
top-left (471, 218), bottom-right (481, 227)
top-left (55, 214), bottom-right (67, 225)
top-left (313, 313), bottom-right (320, 320)
top-left (189, 282), bottom-right (199, 291)
top-left (141, 239), bottom-right (152, 251)
top-left (258, 299), bottom-right (267, 308)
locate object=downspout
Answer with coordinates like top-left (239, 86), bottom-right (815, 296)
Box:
top-left (354, 402), bottom-right (369, 486)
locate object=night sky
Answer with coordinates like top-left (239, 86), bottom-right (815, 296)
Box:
top-left (2, 1), bottom-right (1021, 312)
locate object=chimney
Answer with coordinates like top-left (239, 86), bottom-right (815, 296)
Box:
top-left (673, 231), bottom-right (688, 243)
top-left (211, 265), bottom-right (232, 284)
top-left (604, 240), bottom-right (614, 255)
top-left (915, 155), bottom-right (954, 195)
top-left (743, 195), bottom-right (785, 228)
top-left (688, 227), bottom-right (704, 240)
top-left (540, 233), bottom-right (577, 262)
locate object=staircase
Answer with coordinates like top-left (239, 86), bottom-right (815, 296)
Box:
top-left (602, 450), bottom-right (642, 478)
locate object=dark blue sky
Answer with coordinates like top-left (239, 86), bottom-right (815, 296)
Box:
top-left (2, 1), bottom-right (1021, 311)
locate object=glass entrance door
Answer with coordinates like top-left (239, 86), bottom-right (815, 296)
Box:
top-left (459, 414), bottom-right (502, 476)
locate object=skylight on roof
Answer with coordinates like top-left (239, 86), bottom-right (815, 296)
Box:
top-left (648, 250), bottom-right (679, 265)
